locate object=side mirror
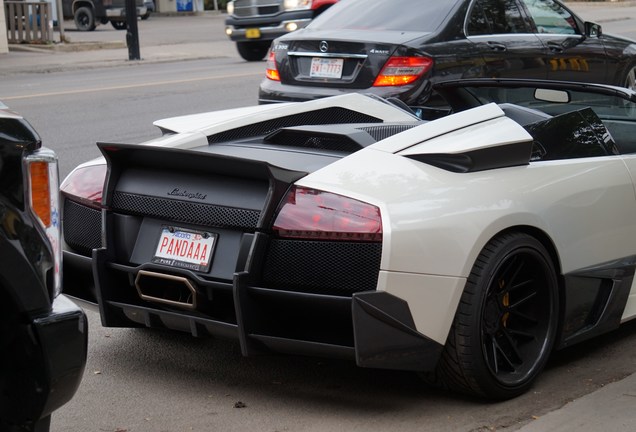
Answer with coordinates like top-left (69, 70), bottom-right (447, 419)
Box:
top-left (585, 22), bottom-right (602, 38)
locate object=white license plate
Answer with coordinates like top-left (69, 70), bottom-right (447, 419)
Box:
top-left (152, 227), bottom-right (217, 272)
top-left (310, 57), bottom-right (344, 79)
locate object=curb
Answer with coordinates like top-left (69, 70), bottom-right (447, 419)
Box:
top-left (9, 41), bottom-right (125, 53)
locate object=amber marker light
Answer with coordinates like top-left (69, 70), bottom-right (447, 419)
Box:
top-left (29, 161), bottom-right (52, 227)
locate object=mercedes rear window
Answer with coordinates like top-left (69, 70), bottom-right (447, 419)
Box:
top-left (308, 0), bottom-right (458, 32)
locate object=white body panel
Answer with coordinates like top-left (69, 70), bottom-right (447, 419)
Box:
top-left (296, 108), bottom-right (636, 339)
top-left (153, 93), bottom-right (418, 138)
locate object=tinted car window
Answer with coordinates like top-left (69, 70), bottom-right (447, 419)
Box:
top-left (308, 0), bottom-right (457, 32)
top-left (467, 0), bottom-right (531, 35)
top-left (522, 0), bottom-right (578, 34)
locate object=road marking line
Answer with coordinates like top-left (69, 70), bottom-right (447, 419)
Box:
top-left (1, 72), bottom-right (262, 101)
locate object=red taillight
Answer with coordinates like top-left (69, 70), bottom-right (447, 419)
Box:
top-left (60, 163), bottom-right (107, 209)
top-left (266, 49), bottom-right (280, 81)
top-left (373, 56), bottom-right (433, 87)
top-left (273, 186), bottom-right (382, 242)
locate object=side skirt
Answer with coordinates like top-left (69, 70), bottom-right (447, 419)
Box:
top-left (557, 256), bottom-right (636, 349)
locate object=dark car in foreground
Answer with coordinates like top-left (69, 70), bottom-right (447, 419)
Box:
top-left (61, 78), bottom-right (636, 400)
top-left (259, 0), bottom-right (636, 105)
top-left (0, 102), bottom-right (87, 431)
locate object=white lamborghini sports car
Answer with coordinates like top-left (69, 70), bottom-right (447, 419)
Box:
top-left (62, 79), bottom-right (636, 400)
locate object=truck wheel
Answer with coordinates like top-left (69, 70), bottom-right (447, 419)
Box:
top-left (236, 41), bottom-right (269, 62)
top-left (111, 20), bottom-right (127, 30)
top-left (74, 6), bottom-right (96, 31)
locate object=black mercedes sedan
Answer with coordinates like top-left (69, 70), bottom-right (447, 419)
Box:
top-left (259, 0), bottom-right (636, 106)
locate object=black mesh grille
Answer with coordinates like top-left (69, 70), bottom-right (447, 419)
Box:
top-left (208, 108), bottom-right (382, 144)
top-left (358, 124), bottom-right (417, 141)
top-left (262, 239), bottom-right (382, 296)
top-left (111, 192), bottom-right (261, 230)
top-left (233, 0), bottom-right (281, 17)
top-left (64, 199), bottom-right (102, 255)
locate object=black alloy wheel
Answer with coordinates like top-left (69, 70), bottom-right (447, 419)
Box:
top-left (624, 65), bottom-right (636, 92)
top-left (74, 6), bottom-right (96, 31)
top-left (111, 20), bottom-right (127, 30)
top-left (431, 232), bottom-right (559, 400)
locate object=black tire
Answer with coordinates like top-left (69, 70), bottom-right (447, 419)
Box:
top-left (431, 232), bottom-right (559, 400)
top-left (236, 41), bottom-right (269, 62)
top-left (74, 6), bottom-right (96, 31)
top-left (623, 65), bottom-right (636, 91)
top-left (141, 12), bottom-right (151, 20)
top-left (111, 20), bottom-right (127, 30)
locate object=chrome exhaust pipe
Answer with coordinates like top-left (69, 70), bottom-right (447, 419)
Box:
top-left (135, 270), bottom-right (197, 310)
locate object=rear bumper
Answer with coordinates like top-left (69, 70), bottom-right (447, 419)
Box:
top-left (106, 6), bottom-right (148, 19)
top-left (90, 246), bottom-right (443, 372)
top-left (258, 78), bottom-right (423, 105)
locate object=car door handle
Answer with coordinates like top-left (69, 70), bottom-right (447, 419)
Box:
top-left (487, 42), bottom-right (507, 52)
top-left (547, 42), bottom-right (564, 53)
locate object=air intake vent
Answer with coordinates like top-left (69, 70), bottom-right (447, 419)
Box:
top-left (265, 129), bottom-right (367, 153)
top-left (358, 124), bottom-right (417, 141)
top-left (111, 192), bottom-right (261, 230)
top-left (208, 108), bottom-right (382, 144)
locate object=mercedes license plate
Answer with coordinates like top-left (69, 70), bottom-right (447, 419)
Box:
top-left (152, 227), bottom-right (217, 272)
top-left (310, 57), bottom-right (343, 79)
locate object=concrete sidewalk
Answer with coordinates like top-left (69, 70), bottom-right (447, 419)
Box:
top-left (515, 372), bottom-right (636, 431)
top-left (0, 12), bottom-right (236, 75)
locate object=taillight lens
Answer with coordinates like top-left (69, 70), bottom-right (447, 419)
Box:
top-left (373, 56), bottom-right (433, 87)
top-left (266, 49), bottom-right (280, 81)
top-left (273, 186), bottom-right (382, 242)
top-left (60, 163), bottom-right (107, 209)
top-left (26, 149), bottom-right (62, 297)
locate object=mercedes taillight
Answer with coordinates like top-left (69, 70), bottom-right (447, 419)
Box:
top-left (265, 49), bottom-right (281, 81)
top-left (373, 56), bottom-right (433, 87)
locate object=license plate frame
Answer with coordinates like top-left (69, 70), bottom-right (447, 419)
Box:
top-left (152, 226), bottom-right (217, 272)
top-left (310, 57), bottom-right (344, 79)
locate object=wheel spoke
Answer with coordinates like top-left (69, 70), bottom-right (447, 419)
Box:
top-left (508, 309), bottom-right (538, 325)
top-left (507, 327), bottom-right (536, 341)
top-left (493, 334), bottom-right (518, 372)
top-left (508, 290), bottom-right (537, 310)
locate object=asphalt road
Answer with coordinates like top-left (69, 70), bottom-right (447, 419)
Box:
top-left (1, 4), bottom-right (636, 431)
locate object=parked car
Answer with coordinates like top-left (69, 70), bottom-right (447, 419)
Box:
top-left (142, 0), bottom-right (154, 20)
top-left (259, 0), bottom-right (636, 105)
top-left (225, 0), bottom-right (338, 61)
top-left (60, 78), bottom-right (636, 400)
top-left (0, 102), bottom-right (87, 431)
top-left (62, 0), bottom-right (147, 31)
